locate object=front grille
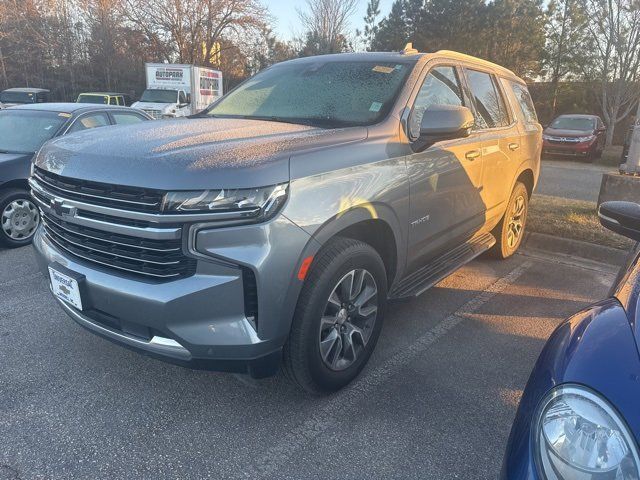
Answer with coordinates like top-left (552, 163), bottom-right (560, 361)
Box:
top-left (34, 167), bottom-right (163, 213)
top-left (142, 108), bottom-right (162, 119)
top-left (31, 169), bottom-right (196, 281)
top-left (42, 213), bottom-right (195, 279)
top-left (546, 136), bottom-right (581, 144)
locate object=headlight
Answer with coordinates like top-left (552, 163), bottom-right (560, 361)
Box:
top-left (535, 385), bottom-right (640, 479)
top-left (542, 134), bottom-right (552, 140)
top-left (576, 135), bottom-right (596, 142)
top-left (162, 183), bottom-right (288, 222)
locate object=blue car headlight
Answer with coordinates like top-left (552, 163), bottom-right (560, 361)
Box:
top-left (535, 385), bottom-right (640, 479)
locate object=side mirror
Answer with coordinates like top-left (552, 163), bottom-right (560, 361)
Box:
top-left (599, 201), bottom-right (640, 242)
top-left (419, 105), bottom-right (475, 142)
top-left (186, 93), bottom-right (191, 104)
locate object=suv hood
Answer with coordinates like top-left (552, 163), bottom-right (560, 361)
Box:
top-left (35, 118), bottom-right (367, 190)
top-left (545, 127), bottom-right (594, 137)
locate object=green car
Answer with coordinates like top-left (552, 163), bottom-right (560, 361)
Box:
top-left (76, 92), bottom-right (131, 106)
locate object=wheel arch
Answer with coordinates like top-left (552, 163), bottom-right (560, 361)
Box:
top-left (515, 168), bottom-right (535, 199)
top-left (0, 179), bottom-right (30, 192)
top-left (304, 204), bottom-right (405, 287)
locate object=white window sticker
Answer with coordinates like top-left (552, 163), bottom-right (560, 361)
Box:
top-left (369, 102), bottom-right (383, 112)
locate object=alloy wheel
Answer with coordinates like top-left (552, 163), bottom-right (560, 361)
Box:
top-left (506, 195), bottom-right (526, 249)
top-left (1, 199), bottom-right (40, 240)
top-left (318, 269), bottom-right (378, 371)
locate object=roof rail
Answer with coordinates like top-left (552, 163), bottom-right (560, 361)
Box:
top-left (434, 50), bottom-right (518, 77)
top-left (401, 43), bottom-right (419, 55)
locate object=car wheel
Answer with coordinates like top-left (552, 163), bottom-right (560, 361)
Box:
top-left (283, 237), bottom-right (387, 394)
top-left (0, 189), bottom-right (41, 248)
top-left (490, 182), bottom-right (529, 259)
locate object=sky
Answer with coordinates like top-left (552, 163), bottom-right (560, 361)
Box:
top-left (266, 0), bottom-right (395, 42)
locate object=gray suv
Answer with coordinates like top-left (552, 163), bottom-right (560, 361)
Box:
top-left (30, 48), bottom-right (541, 393)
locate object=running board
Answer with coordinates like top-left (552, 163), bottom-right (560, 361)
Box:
top-left (389, 232), bottom-right (496, 300)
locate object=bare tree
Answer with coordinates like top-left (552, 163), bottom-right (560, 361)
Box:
top-left (582, 0), bottom-right (640, 145)
top-left (297, 0), bottom-right (358, 54)
top-left (121, 0), bottom-right (266, 65)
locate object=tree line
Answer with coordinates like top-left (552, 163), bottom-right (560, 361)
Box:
top-left (1, 0), bottom-right (639, 144)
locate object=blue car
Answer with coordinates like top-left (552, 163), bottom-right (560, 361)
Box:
top-left (502, 201), bottom-right (640, 480)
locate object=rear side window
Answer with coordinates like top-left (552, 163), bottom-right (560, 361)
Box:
top-left (112, 112), bottom-right (147, 125)
top-left (465, 69), bottom-right (510, 129)
top-left (510, 82), bottom-right (538, 124)
top-left (68, 113), bottom-right (110, 133)
top-left (409, 66), bottom-right (464, 139)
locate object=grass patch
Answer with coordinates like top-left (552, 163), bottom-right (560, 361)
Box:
top-left (597, 145), bottom-right (624, 167)
top-left (528, 194), bottom-right (634, 250)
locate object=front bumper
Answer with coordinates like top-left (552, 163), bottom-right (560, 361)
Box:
top-left (32, 221), bottom-right (308, 378)
top-left (542, 139), bottom-right (596, 157)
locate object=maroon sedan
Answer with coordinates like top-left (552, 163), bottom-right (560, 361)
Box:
top-left (542, 114), bottom-right (606, 162)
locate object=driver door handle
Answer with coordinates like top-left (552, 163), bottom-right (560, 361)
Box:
top-left (465, 149), bottom-right (481, 160)
top-left (508, 142), bottom-right (520, 151)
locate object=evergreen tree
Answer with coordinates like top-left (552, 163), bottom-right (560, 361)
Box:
top-left (543, 0), bottom-right (588, 115)
top-left (371, 0), bottom-right (409, 51)
top-left (363, 0), bottom-right (381, 51)
top-left (482, 0), bottom-right (547, 78)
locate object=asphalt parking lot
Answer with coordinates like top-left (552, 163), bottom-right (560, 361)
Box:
top-left (537, 159), bottom-right (614, 202)
top-left (0, 243), bottom-right (618, 480)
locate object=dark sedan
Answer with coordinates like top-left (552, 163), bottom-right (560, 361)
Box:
top-left (0, 103), bottom-right (151, 247)
top-left (501, 201), bottom-right (640, 479)
top-left (542, 114), bottom-right (607, 162)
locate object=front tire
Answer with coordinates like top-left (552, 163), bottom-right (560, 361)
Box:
top-left (283, 237), bottom-right (387, 394)
top-left (490, 182), bottom-right (529, 259)
top-left (0, 189), bottom-right (40, 248)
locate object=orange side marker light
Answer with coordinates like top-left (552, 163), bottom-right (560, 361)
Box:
top-left (297, 256), bottom-right (314, 281)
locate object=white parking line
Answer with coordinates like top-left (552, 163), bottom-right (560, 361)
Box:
top-left (243, 260), bottom-right (534, 479)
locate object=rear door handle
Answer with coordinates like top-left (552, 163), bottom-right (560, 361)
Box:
top-left (465, 149), bottom-right (481, 160)
top-left (508, 142), bottom-right (520, 151)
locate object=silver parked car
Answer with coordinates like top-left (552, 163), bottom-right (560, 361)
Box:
top-left (30, 48), bottom-right (541, 393)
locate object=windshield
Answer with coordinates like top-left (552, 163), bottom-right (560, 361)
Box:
top-left (77, 94), bottom-right (107, 104)
top-left (0, 110), bottom-right (67, 153)
top-left (139, 89), bottom-right (179, 103)
top-left (207, 60), bottom-right (413, 127)
top-left (550, 116), bottom-right (595, 131)
top-left (0, 91), bottom-right (38, 104)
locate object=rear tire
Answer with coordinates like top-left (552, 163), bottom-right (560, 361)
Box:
top-left (0, 189), bottom-right (40, 248)
top-left (283, 237), bottom-right (387, 394)
top-left (490, 182), bottom-right (529, 259)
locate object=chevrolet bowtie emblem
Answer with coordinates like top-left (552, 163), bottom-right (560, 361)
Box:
top-left (51, 198), bottom-right (74, 217)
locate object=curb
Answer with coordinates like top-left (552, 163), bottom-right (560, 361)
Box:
top-left (522, 232), bottom-right (631, 266)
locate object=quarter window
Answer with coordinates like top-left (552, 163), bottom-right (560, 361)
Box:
top-left (68, 113), bottom-right (110, 133)
top-left (465, 69), bottom-right (510, 128)
top-left (510, 82), bottom-right (538, 124)
top-left (112, 112), bottom-right (147, 125)
top-left (409, 66), bottom-right (464, 139)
